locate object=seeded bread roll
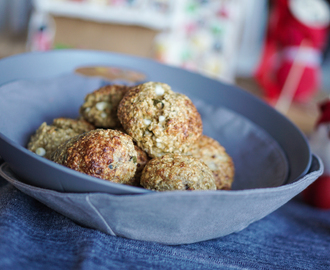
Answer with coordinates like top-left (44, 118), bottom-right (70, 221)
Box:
top-left (117, 82), bottom-right (203, 158)
top-left (51, 129), bottom-right (138, 185)
top-left (187, 135), bottom-right (234, 190)
top-left (113, 126), bottom-right (150, 186)
top-left (80, 84), bottom-right (130, 128)
top-left (140, 154), bottom-right (216, 191)
top-left (27, 118), bottom-right (95, 159)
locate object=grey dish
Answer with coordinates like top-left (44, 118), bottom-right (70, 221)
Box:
top-left (0, 50), bottom-right (321, 245)
top-left (0, 50), bottom-right (310, 194)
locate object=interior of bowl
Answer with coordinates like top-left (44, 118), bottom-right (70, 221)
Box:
top-left (0, 73), bottom-right (289, 191)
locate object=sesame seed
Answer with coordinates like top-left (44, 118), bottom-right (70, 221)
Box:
top-left (96, 101), bottom-right (109, 111)
top-left (208, 163), bottom-right (218, 170)
top-left (159, 115), bottom-right (165, 122)
top-left (217, 155), bottom-right (227, 161)
top-left (155, 85), bottom-right (165, 95)
top-left (144, 119), bottom-right (151, 125)
top-left (36, 147), bottom-right (46, 156)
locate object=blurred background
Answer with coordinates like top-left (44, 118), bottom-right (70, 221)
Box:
top-left (1, 0), bottom-right (330, 135)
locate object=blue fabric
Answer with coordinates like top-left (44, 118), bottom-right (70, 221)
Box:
top-left (0, 166), bottom-right (330, 269)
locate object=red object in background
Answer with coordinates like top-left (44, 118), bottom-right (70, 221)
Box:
top-left (255, 0), bottom-right (329, 104)
top-left (305, 99), bottom-right (330, 209)
top-left (303, 175), bottom-right (330, 209)
top-left (316, 99), bottom-right (330, 126)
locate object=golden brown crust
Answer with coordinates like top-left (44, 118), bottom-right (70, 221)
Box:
top-left (117, 82), bottom-right (203, 158)
top-left (51, 129), bottom-right (137, 185)
top-left (113, 127), bottom-right (150, 186)
top-left (27, 118), bottom-right (95, 159)
top-left (80, 84), bottom-right (130, 128)
top-left (140, 154), bottom-right (216, 191)
top-left (187, 135), bottom-right (234, 190)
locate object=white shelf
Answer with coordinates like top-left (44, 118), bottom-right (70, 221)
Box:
top-left (33, 0), bottom-right (173, 30)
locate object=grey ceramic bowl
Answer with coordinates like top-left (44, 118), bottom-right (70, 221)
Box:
top-left (0, 50), bottom-right (311, 195)
top-left (0, 50), bottom-right (321, 245)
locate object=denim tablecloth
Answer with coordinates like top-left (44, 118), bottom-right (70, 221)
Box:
top-left (0, 158), bottom-right (329, 270)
